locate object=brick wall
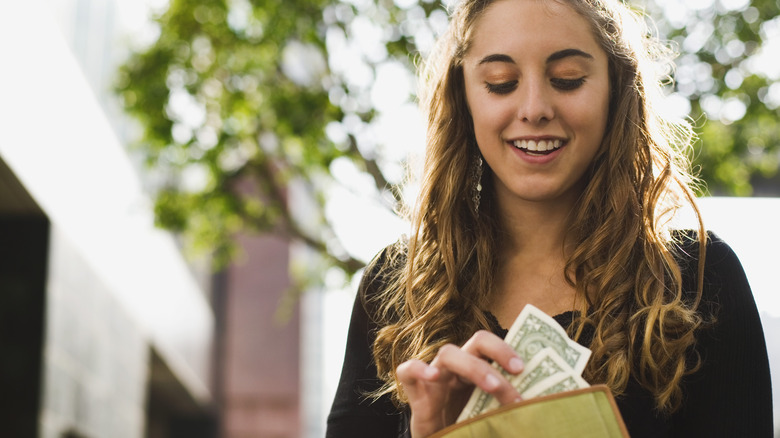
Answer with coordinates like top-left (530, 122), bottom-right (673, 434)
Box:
top-left (218, 234), bottom-right (300, 438)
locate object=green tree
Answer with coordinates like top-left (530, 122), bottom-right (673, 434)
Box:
top-left (639, 0), bottom-right (780, 195)
top-left (116, 0), bottom-right (780, 283)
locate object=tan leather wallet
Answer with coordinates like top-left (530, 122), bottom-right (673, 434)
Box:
top-left (429, 385), bottom-right (630, 438)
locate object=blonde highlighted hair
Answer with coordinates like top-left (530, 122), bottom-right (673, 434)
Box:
top-left (370, 0), bottom-right (706, 414)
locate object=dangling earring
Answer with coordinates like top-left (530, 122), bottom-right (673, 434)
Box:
top-left (471, 154), bottom-right (483, 215)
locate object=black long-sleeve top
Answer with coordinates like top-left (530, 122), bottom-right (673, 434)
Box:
top-left (327, 232), bottom-right (774, 437)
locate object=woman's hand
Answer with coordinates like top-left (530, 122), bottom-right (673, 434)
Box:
top-left (396, 330), bottom-right (525, 437)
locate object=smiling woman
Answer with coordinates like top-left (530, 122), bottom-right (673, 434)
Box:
top-left (326, 0), bottom-right (774, 437)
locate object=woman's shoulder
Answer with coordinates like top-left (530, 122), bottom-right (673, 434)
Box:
top-left (358, 238), bottom-right (409, 304)
top-left (667, 233), bottom-right (772, 435)
top-left (670, 229), bottom-right (742, 276)
top-left (671, 229), bottom-right (754, 317)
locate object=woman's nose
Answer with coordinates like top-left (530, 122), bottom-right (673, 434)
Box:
top-left (515, 80), bottom-right (554, 124)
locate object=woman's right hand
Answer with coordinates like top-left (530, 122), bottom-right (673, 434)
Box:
top-left (396, 330), bottom-right (525, 437)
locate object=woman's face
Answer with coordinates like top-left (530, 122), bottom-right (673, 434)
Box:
top-left (463, 0), bottom-right (610, 210)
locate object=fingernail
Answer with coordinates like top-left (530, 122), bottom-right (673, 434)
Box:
top-left (514, 396), bottom-right (523, 403)
top-left (484, 374), bottom-right (500, 390)
top-left (423, 366), bottom-right (439, 379)
top-left (508, 357), bottom-right (524, 373)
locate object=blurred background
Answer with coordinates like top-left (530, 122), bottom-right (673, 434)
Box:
top-left (0, 0), bottom-right (778, 437)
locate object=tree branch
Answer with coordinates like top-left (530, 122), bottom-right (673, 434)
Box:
top-left (244, 157), bottom-right (366, 275)
top-left (347, 133), bottom-right (405, 211)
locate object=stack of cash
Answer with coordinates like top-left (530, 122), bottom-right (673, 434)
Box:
top-left (457, 304), bottom-right (592, 423)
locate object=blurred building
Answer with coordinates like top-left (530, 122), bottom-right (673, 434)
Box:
top-left (216, 236), bottom-right (300, 438)
top-left (0, 1), bottom-right (301, 437)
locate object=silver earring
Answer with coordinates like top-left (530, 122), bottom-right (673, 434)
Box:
top-left (471, 155), bottom-right (483, 214)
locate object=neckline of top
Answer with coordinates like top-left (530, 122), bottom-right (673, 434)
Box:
top-left (484, 309), bottom-right (578, 339)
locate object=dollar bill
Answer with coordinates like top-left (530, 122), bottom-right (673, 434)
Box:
top-left (474, 347), bottom-right (572, 415)
top-left (524, 373), bottom-right (590, 398)
top-left (503, 306), bottom-right (591, 374)
top-left (511, 348), bottom-right (576, 395)
top-left (456, 304), bottom-right (592, 423)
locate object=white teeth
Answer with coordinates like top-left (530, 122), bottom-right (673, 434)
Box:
top-left (512, 139), bottom-right (563, 151)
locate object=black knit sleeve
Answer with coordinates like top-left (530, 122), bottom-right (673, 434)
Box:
top-left (326, 246), bottom-right (406, 438)
top-left (671, 232), bottom-right (774, 436)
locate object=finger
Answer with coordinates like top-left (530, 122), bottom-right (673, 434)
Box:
top-left (397, 359), bottom-right (446, 411)
top-left (461, 330), bottom-right (525, 374)
top-left (432, 344), bottom-right (522, 405)
top-left (397, 359), bottom-right (440, 389)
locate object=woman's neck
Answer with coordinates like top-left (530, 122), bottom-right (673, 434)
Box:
top-left (496, 197), bottom-right (576, 259)
top-left (488, 193), bottom-right (581, 324)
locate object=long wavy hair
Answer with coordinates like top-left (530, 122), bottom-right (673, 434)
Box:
top-left (370, 0), bottom-right (707, 414)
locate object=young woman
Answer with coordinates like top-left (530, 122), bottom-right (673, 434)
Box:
top-left (327, 0), bottom-right (774, 436)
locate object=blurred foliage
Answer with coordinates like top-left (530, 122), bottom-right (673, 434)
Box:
top-left (117, 0), bottom-right (780, 283)
top-left (639, 0), bottom-right (780, 195)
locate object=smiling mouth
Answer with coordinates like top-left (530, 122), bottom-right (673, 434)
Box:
top-left (512, 139), bottom-right (564, 156)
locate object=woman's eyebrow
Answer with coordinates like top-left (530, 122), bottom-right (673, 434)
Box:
top-left (477, 49), bottom-right (593, 66)
top-left (547, 48), bottom-right (593, 63)
top-left (478, 54), bottom-right (515, 65)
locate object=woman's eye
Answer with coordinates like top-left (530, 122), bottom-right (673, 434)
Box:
top-left (485, 81), bottom-right (518, 95)
top-left (551, 77), bottom-right (586, 91)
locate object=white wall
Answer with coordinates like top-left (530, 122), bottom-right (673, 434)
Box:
top-left (41, 227), bottom-right (149, 438)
